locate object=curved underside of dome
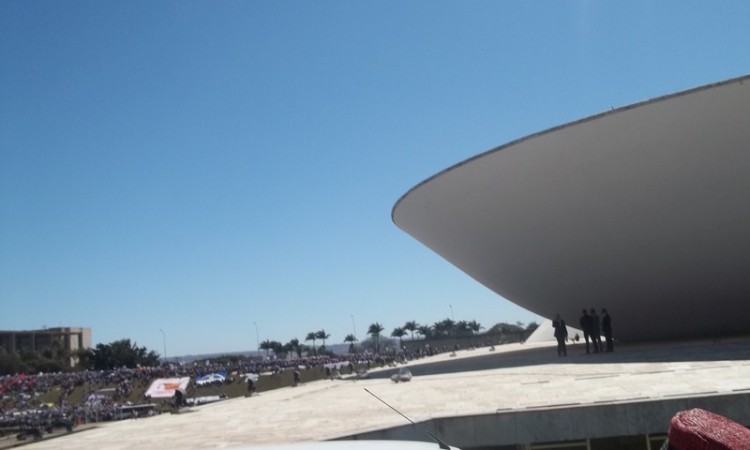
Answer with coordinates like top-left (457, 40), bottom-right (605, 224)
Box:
top-left (393, 75), bottom-right (750, 342)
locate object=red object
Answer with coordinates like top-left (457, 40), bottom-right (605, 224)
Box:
top-left (668, 408), bottom-right (750, 450)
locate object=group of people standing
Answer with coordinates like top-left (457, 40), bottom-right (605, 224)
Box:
top-left (551, 309), bottom-right (614, 357)
top-left (580, 308), bottom-right (613, 354)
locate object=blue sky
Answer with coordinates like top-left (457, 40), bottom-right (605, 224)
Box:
top-left (2, 1), bottom-right (749, 357)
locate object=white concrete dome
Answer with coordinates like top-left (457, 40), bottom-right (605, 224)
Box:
top-left (393, 75), bottom-right (750, 342)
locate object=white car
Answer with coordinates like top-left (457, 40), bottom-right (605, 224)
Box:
top-left (390, 367), bottom-right (413, 383)
top-left (195, 373), bottom-right (226, 386)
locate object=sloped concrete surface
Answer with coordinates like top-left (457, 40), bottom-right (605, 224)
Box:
top-left (16, 338), bottom-right (750, 449)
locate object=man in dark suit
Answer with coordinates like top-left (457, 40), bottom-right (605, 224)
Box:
top-left (602, 308), bottom-right (614, 352)
top-left (552, 313), bottom-right (568, 357)
top-left (579, 309), bottom-right (593, 354)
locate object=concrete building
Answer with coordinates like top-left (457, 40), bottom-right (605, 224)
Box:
top-left (0, 327), bottom-right (91, 367)
top-left (392, 74), bottom-right (750, 342)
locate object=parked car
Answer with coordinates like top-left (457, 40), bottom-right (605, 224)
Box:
top-left (195, 373), bottom-right (226, 387)
top-left (390, 367), bottom-right (412, 383)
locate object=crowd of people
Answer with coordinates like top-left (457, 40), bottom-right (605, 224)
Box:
top-left (0, 339), bottom-right (492, 443)
top-left (0, 350), bottom-right (420, 440)
top-left (552, 309), bottom-right (614, 357)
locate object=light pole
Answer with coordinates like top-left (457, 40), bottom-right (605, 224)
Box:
top-left (253, 321), bottom-right (259, 352)
top-left (449, 305), bottom-right (456, 338)
top-left (159, 329), bottom-right (167, 363)
top-left (350, 314), bottom-right (357, 353)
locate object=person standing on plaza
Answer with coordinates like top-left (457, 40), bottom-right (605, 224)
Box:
top-left (602, 308), bottom-right (614, 352)
top-left (579, 309), bottom-right (594, 354)
top-left (590, 308), bottom-right (602, 353)
top-left (552, 313), bottom-right (568, 357)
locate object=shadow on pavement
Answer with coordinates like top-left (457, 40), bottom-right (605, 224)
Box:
top-left (367, 337), bottom-right (750, 379)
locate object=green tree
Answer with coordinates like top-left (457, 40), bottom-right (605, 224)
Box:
top-left (260, 340), bottom-right (284, 357)
top-left (315, 329), bottom-right (331, 349)
top-left (403, 321), bottom-right (419, 340)
top-left (0, 351), bottom-right (29, 375)
top-left (368, 322), bottom-right (384, 353)
top-left (83, 339), bottom-right (159, 370)
top-left (343, 334), bottom-right (358, 353)
top-left (417, 325), bottom-right (433, 339)
top-left (44, 336), bottom-right (70, 365)
top-left (487, 322), bottom-right (525, 341)
top-left (497, 322), bottom-right (524, 334)
top-left (260, 340), bottom-right (274, 357)
top-left (467, 320), bottom-right (484, 335)
top-left (74, 348), bottom-right (94, 370)
top-left (456, 320), bottom-right (471, 337)
top-left (391, 327), bottom-right (406, 349)
top-left (305, 332), bottom-right (317, 354)
top-left (285, 338), bottom-right (302, 358)
top-left (433, 318), bottom-right (455, 337)
top-left (22, 350), bottom-right (66, 373)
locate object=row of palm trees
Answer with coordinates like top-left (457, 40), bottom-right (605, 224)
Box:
top-left (257, 318), bottom-right (510, 357)
top-left (304, 329), bottom-right (330, 350)
top-left (259, 329), bottom-right (333, 357)
top-left (363, 319), bottom-right (485, 352)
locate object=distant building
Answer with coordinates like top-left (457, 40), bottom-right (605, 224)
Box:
top-left (0, 327), bottom-right (91, 367)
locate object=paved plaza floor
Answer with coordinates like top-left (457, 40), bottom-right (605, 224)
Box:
top-left (9, 337), bottom-right (750, 450)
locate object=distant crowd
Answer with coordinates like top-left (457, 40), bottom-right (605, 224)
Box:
top-left (0, 346), bottom-right (455, 439)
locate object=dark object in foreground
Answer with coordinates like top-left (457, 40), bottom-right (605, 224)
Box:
top-left (663, 408), bottom-right (750, 450)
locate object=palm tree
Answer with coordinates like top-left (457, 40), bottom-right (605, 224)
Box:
top-left (456, 320), bottom-right (470, 337)
top-left (343, 334), bottom-right (358, 353)
top-left (285, 338), bottom-right (301, 358)
top-left (391, 327), bottom-right (406, 349)
top-left (270, 341), bottom-right (284, 355)
top-left (305, 332), bottom-right (317, 354)
top-left (403, 321), bottom-right (418, 340)
top-left (260, 339), bottom-right (274, 357)
top-left (74, 347), bottom-right (94, 370)
top-left (315, 329), bottom-right (331, 349)
top-left (467, 320), bottom-right (484, 335)
top-left (368, 322), bottom-right (384, 353)
top-left (417, 325), bottom-right (433, 339)
top-left (433, 318), bottom-right (455, 337)
top-left (50, 336), bottom-right (72, 367)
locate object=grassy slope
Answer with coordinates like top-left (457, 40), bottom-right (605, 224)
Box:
top-left (35, 364), bottom-right (358, 407)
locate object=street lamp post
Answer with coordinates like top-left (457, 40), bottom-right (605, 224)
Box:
top-left (253, 321), bottom-right (259, 352)
top-left (350, 314), bottom-right (356, 338)
top-left (159, 329), bottom-right (167, 363)
top-left (449, 305), bottom-right (456, 338)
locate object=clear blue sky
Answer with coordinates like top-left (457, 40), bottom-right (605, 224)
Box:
top-left (2, 1), bottom-right (748, 357)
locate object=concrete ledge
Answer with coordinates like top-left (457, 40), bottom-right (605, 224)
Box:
top-left (340, 392), bottom-right (750, 448)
